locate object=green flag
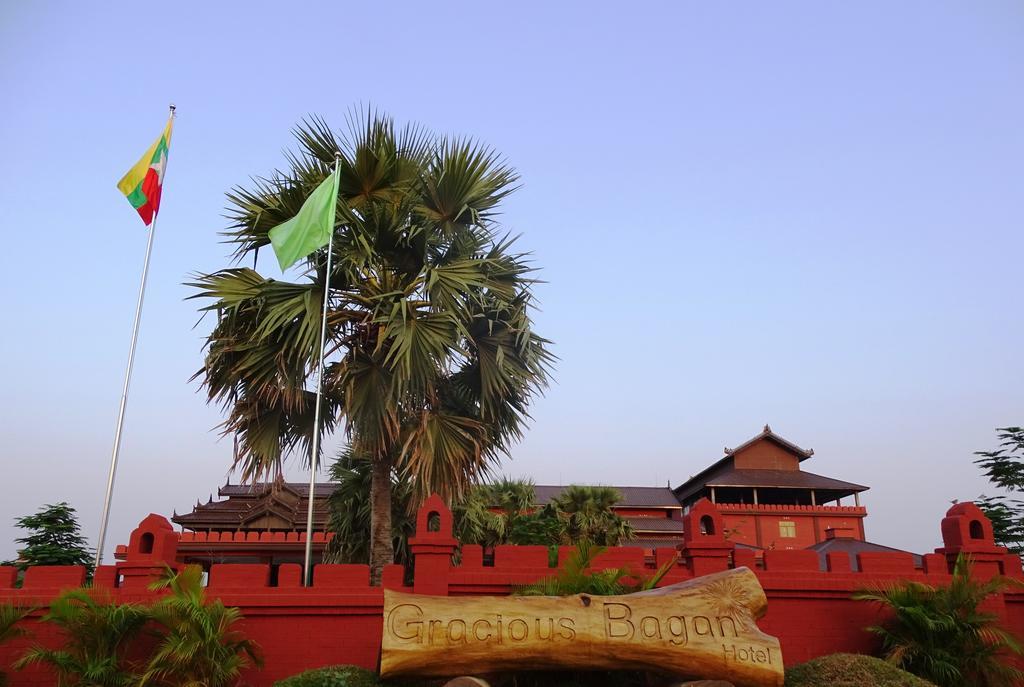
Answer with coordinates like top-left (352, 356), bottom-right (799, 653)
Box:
top-left (268, 168), bottom-right (340, 270)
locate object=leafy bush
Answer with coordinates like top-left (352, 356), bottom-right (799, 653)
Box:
top-left (15, 589), bottom-right (149, 687)
top-left (272, 666), bottom-right (647, 687)
top-left (519, 541), bottom-right (674, 596)
top-left (12, 568), bottom-right (260, 687)
top-left (854, 554), bottom-right (1024, 686)
top-left (141, 565), bottom-right (261, 687)
top-left (273, 665), bottom-right (426, 687)
top-left (785, 653), bottom-right (936, 686)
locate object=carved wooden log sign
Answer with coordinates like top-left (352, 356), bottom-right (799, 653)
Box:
top-left (381, 567), bottom-right (783, 687)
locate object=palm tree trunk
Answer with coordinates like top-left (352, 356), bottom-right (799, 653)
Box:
top-left (369, 453), bottom-right (394, 585)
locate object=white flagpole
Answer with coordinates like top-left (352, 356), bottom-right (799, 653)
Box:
top-left (94, 104), bottom-right (175, 568)
top-left (303, 153), bottom-right (340, 585)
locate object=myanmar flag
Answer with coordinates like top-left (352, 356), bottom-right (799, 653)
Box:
top-left (117, 120), bottom-right (173, 226)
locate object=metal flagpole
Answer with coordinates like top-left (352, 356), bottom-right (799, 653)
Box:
top-left (94, 105), bottom-right (175, 568)
top-left (303, 153), bottom-right (340, 585)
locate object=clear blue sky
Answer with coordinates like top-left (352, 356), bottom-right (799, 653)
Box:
top-left (1, 1), bottom-right (1021, 561)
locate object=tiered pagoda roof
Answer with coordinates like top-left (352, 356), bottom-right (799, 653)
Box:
top-left (172, 480), bottom-right (339, 532)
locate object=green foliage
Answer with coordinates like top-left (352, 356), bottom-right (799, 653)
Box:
top-left (854, 554), bottom-right (1024, 687)
top-left (784, 653), bottom-right (937, 687)
top-left (140, 565), bottom-right (261, 687)
top-left (551, 485), bottom-right (634, 546)
top-left (10, 570), bottom-right (260, 687)
top-left (3, 502), bottom-right (92, 578)
top-left (973, 427), bottom-right (1024, 554)
top-left (453, 478), bottom-right (562, 547)
top-left (325, 474), bottom-right (635, 568)
top-left (191, 110), bottom-right (553, 579)
top-left (519, 541), bottom-right (674, 596)
top-left (14, 589), bottom-right (149, 687)
top-left (271, 666), bottom-right (648, 687)
top-left (272, 665), bottom-right (422, 687)
top-left (457, 482), bottom-right (633, 549)
top-left (324, 450), bottom-right (416, 566)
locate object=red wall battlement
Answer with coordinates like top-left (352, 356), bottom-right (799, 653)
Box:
top-left (2, 500), bottom-right (1022, 686)
top-left (716, 503), bottom-right (867, 514)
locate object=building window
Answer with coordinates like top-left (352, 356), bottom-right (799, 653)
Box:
top-left (779, 521), bottom-right (796, 538)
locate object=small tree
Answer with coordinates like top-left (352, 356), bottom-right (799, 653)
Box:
top-left (454, 478), bottom-right (563, 547)
top-left (552, 485), bottom-right (634, 546)
top-left (855, 554), bottom-right (1024, 687)
top-left (973, 427), bottom-right (1024, 554)
top-left (3, 503), bottom-right (91, 579)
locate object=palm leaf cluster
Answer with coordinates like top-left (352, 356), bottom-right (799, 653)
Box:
top-left (13, 568), bottom-right (259, 687)
top-left (452, 477), bottom-right (557, 548)
top-left (191, 110), bottom-right (553, 579)
top-left (519, 541), bottom-right (674, 597)
top-left (323, 471), bottom-right (636, 567)
top-left (551, 485), bottom-right (635, 546)
top-left (15, 590), bottom-right (149, 687)
top-left (141, 566), bottom-right (261, 687)
top-left (323, 450), bottom-right (416, 566)
top-left (855, 554), bottom-right (1024, 687)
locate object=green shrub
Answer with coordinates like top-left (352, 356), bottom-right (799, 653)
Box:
top-left (854, 554), bottom-right (1024, 686)
top-left (785, 653), bottom-right (937, 687)
top-left (273, 665), bottom-right (396, 687)
top-left (518, 541), bottom-right (674, 596)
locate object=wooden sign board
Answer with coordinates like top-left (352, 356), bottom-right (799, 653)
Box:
top-left (381, 567), bottom-right (783, 687)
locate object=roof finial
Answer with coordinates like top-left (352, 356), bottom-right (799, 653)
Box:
top-left (763, 423), bottom-right (772, 433)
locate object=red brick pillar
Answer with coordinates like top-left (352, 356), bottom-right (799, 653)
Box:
top-left (409, 494), bottom-right (458, 596)
top-left (934, 502), bottom-right (1015, 579)
top-left (679, 498), bottom-right (733, 577)
top-left (115, 514), bottom-right (180, 590)
top-left (934, 502), bottom-right (1018, 623)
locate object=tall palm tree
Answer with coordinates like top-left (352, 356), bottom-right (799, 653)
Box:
top-left (191, 111), bottom-right (553, 581)
top-left (855, 554), bottom-right (1024, 687)
top-left (553, 485), bottom-right (634, 546)
top-left (323, 449), bottom-right (416, 566)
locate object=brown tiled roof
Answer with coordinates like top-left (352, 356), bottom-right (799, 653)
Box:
top-left (675, 468), bottom-right (867, 503)
top-left (218, 482), bottom-right (340, 498)
top-left (625, 517), bottom-right (684, 533)
top-left (173, 481), bottom-right (335, 531)
top-left (704, 469), bottom-right (867, 492)
top-left (673, 426), bottom-right (820, 500)
top-left (532, 485), bottom-right (681, 509)
top-left (627, 537), bottom-right (682, 550)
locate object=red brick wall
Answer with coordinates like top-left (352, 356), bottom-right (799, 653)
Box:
top-left (718, 504), bottom-right (867, 549)
top-left (1, 501), bottom-right (1020, 686)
